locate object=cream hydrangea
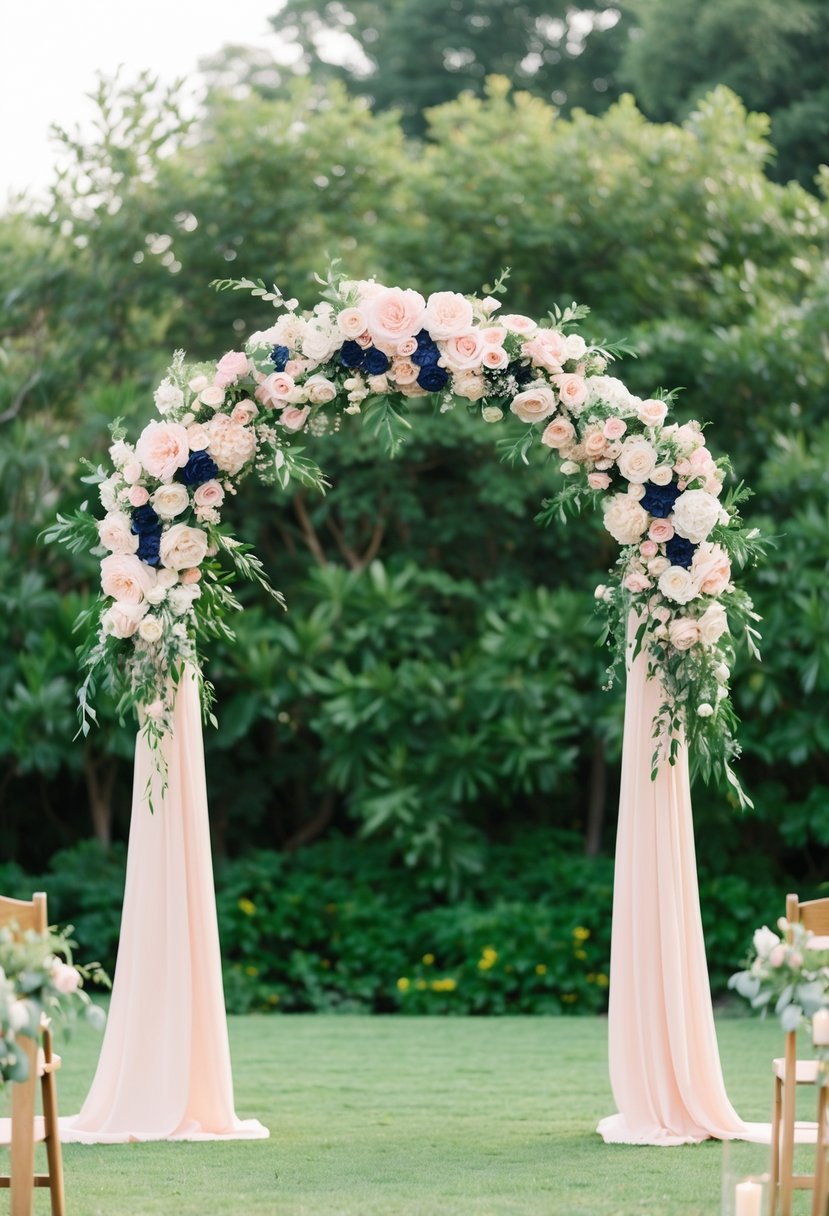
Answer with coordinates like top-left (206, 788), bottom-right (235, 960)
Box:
top-left (602, 494), bottom-right (648, 545)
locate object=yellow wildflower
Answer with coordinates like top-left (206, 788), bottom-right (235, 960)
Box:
top-left (574, 949), bottom-right (587, 961)
top-left (416, 979), bottom-right (427, 991)
top-left (573, 926), bottom-right (590, 942)
top-left (396, 977), bottom-right (410, 992)
top-left (535, 964), bottom-right (547, 976)
top-left (245, 965), bottom-right (258, 977)
top-left (596, 973), bottom-right (609, 988)
top-left (478, 946), bottom-right (498, 970)
top-left (431, 978), bottom-right (457, 992)
top-left (237, 897), bottom-right (256, 917)
top-left (562, 993), bottom-right (578, 1004)
top-left (422, 953), bottom-right (435, 966)
top-left (267, 994), bottom-right (280, 1005)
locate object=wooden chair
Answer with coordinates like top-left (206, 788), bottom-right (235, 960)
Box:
top-left (770, 892), bottom-right (829, 1216)
top-left (0, 892), bottom-right (66, 1216)
top-left (812, 1081), bottom-right (829, 1216)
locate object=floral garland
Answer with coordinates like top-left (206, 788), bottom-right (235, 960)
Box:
top-left (49, 268), bottom-right (763, 802)
top-left (730, 922), bottom-right (829, 1045)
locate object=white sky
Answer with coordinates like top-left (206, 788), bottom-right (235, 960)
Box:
top-left (0, 1), bottom-right (294, 204)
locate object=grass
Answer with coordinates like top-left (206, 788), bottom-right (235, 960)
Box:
top-left (1, 1014), bottom-right (821, 1215)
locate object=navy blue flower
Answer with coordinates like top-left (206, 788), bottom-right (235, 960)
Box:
top-left (363, 347), bottom-right (390, 375)
top-left (640, 480), bottom-right (681, 518)
top-left (136, 531), bottom-right (162, 566)
top-left (665, 534), bottom-right (696, 569)
top-left (270, 344), bottom-right (290, 372)
top-left (417, 364), bottom-right (449, 392)
top-left (130, 504), bottom-right (160, 534)
top-left (412, 330), bottom-right (440, 367)
top-left (339, 341), bottom-right (366, 370)
top-left (178, 450), bottom-right (219, 486)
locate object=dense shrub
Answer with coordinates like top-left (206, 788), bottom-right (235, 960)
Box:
top-left (0, 834), bottom-right (783, 1015)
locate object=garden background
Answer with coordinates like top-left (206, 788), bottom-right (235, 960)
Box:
top-left (1, 0), bottom-right (828, 1016)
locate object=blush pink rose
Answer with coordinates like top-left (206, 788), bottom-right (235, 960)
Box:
top-left (624, 572), bottom-right (651, 593)
top-left (135, 421), bottom-right (190, 482)
top-left (391, 358), bottom-right (419, 385)
top-left (637, 398), bottom-right (668, 427)
top-left (480, 326), bottom-right (507, 347)
top-left (231, 399), bottom-right (259, 426)
top-left (193, 480), bottom-right (225, 510)
top-left (691, 542), bottom-right (732, 596)
top-left (122, 458), bottom-right (143, 485)
top-left (187, 423), bottom-right (210, 451)
top-left (648, 519), bottom-right (675, 543)
top-left (553, 373), bottom-right (588, 411)
top-left (482, 346), bottom-right (509, 370)
top-left (423, 291), bottom-right (474, 339)
top-left (588, 472), bottom-right (611, 490)
top-left (500, 313), bottom-right (538, 336)
top-left (256, 372), bottom-right (295, 406)
top-left (541, 417), bottom-right (576, 449)
top-left (214, 350), bottom-right (249, 388)
top-left (98, 511), bottom-right (139, 555)
top-left (363, 286), bottom-right (426, 344)
top-left (281, 406), bottom-right (311, 432)
top-left (639, 540), bottom-right (658, 558)
top-left (583, 430), bottom-right (607, 459)
top-left (443, 332), bottom-right (485, 370)
top-left (337, 307), bottom-right (367, 339)
top-left (397, 336), bottom-right (418, 357)
top-left (668, 618), bottom-right (700, 651)
top-left (355, 330), bottom-right (374, 349)
top-left (180, 567), bottom-right (202, 585)
top-left (128, 485), bottom-right (150, 508)
top-left (510, 383), bottom-right (557, 424)
top-left (100, 553), bottom-right (157, 604)
top-left (524, 330), bottom-right (567, 372)
top-left (603, 417), bottom-right (627, 441)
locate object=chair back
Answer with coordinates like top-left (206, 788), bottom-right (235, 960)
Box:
top-left (0, 893), bottom-right (48, 936)
top-left (787, 892), bottom-right (829, 938)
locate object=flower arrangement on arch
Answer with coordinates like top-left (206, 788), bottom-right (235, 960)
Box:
top-left (46, 266), bottom-right (764, 801)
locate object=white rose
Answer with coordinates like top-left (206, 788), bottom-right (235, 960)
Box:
top-left (422, 291), bottom-right (474, 339)
top-left (752, 926), bottom-right (780, 958)
top-left (564, 333), bottom-right (587, 361)
top-left (98, 511), bottom-right (138, 555)
top-left (168, 586), bottom-right (196, 616)
top-left (617, 438), bottom-right (657, 484)
top-left (647, 557), bottom-right (670, 576)
top-left (560, 461), bottom-right (580, 475)
top-left (482, 406), bottom-right (503, 423)
top-left (305, 375), bottom-right (339, 405)
top-left (657, 565), bottom-right (698, 605)
top-left (138, 615), bottom-right (164, 643)
top-left (151, 483), bottom-right (190, 521)
top-left (101, 600), bottom-right (148, 639)
top-left (159, 523), bottom-right (209, 571)
top-left (627, 482), bottom-right (646, 500)
top-left (452, 369), bottom-right (486, 401)
top-left (200, 385), bottom-right (226, 409)
top-left (602, 494), bottom-right (649, 545)
top-left (586, 376), bottom-right (636, 413)
top-left (337, 307), bottom-right (367, 339)
top-left (302, 319), bottom-right (339, 364)
top-left (650, 464), bottom-right (674, 486)
top-left (154, 379), bottom-right (184, 416)
top-left (156, 567), bottom-right (179, 589)
top-left (697, 703), bottom-right (715, 718)
top-left (698, 602), bottom-right (729, 647)
top-left (672, 489), bottom-right (721, 544)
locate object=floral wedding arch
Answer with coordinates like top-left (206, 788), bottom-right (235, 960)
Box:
top-left (52, 268), bottom-right (763, 803)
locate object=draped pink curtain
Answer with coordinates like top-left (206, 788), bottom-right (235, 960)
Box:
top-left (597, 626), bottom-right (761, 1146)
top-left (62, 667), bottom-right (268, 1143)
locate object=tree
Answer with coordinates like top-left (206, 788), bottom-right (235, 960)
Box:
top-left (268, 0), bottom-right (628, 132)
top-left (620, 0), bottom-right (829, 187)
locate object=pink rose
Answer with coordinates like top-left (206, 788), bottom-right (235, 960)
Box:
top-left (214, 350), bottom-right (249, 388)
top-left (553, 373), bottom-right (588, 411)
top-left (668, 618), bottom-right (700, 651)
top-left (500, 314), bottom-right (538, 336)
top-left (524, 330), bottom-right (567, 373)
top-left (231, 399), bottom-right (259, 426)
top-left (199, 385), bottom-right (225, 409)
top-left (180, 567), bottom-right (202, 585)
top-left (648, 519), bottom-right (675, 544)
top-left (100, 554), bottom-right (157, 604)
top-left (583, 430), bottom-right (607, 459)
top-left (510, 383), bottom-right (557, 424)
top-left (443, 332), bottom-right (485, 370)
top-left (159, 524), bottom-right (209, 571)
top-left (281, 406), bottom-right (311, 432)
top-left (482, 346), bottom-right (509, 370)
top-left (98, 511), bottom-right (139, 555)
top-left (637, 399), bottom-right (668, 427)
top-left (541, 417), bottom-right (576, 449)
top-left (51, 961), bottom-right (81, 995)
top-left (363, 286), bottom-right (426, 344)
top-left (691, 542), bottom-right (732, 596)
top-left (639, 540), bottom-right (658, 558)
top-left (603, 417), bottom-right (627, 441)
top-left (624, 572), bottom-right (651, 593)
top-left (187, 423), bottom-right (211, 451)
top-left (391, 358), bottom-right (420, 385)
top-left (423, 291), bottom-right (474, 339)
top-left (122, 458), bottom-right (143, 485)
top-left (397, 336), bottom-right (418, 357)
top-left (480, 326), bottom-right (507, 347)
top-left (193, 480), bottom-right (225, 510)
top-left (355, 330), bottom-right (373, 349)
top-left (337, 307), bottom-right (367, 339)
top-left (101, 600), bottom-right (148, 639)
top-left (135, 421), bottom-right (190, 482)
top-left (588, 472), bottom-right (612, 490)
top-left (689, 447), bottom-right (713, 474)
top-left (256, 372), bottom-right (295, 406)
top-left (128, 486), bottom-right (150, 508)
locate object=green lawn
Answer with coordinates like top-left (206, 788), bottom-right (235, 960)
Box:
top-left (1, 1015), bottom-right (820, 1215)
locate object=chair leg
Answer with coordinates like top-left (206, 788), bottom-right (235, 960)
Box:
top-left (771, 1074), bottom-right (782, 1216)
top-left (10, 1036), bottom-right (37, 1216)
top-left (41, 1068), bottom-right (66, 1216)
top-left (813, 1086), bottom-right (829, 1216)
top-left (781, 1073), bottom-right (798, 1216)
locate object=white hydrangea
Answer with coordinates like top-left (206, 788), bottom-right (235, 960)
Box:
top-left (153, 379), bottom-right (184, 416)
top-left (585, 376), bottom-right (637, 415)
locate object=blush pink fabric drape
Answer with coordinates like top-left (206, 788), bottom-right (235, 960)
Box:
top-left (62, 667), bottom-right (268, 1143)
top-left (597, 630), bottom-right (761, 1146)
